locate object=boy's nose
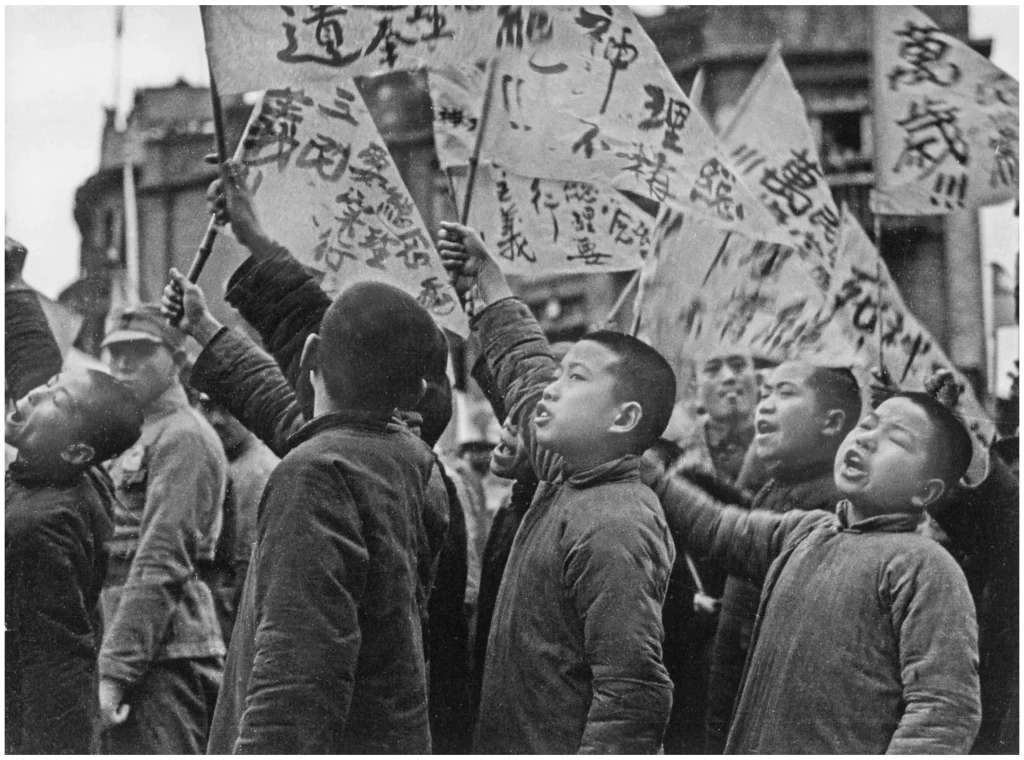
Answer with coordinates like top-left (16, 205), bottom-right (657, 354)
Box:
top-left (542, 381), bottom-right (559, 402)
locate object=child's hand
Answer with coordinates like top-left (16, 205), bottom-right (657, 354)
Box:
top-left (206, 159), bottom-right (267, 251)
top-left (161, 267), bottom-right (223, 345)
top-left (437, 221), bottom-right (512, 305)
top-left (438, 222), bottom-right (495, 291)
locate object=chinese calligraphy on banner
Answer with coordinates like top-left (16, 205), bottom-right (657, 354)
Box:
top-left (636, 206), bottom-right (994, 480)
top-left (202, 5), bottom-right (558, 95)
top-left (422, 7), bottom-right (790, 245)
top-left (235, 82), bottom-right (467, 335)
top-left (448, 163), bottom-right (651, 274)
top-left (720, 46), bottom-right (842, 266)
top-left (872, 5), bottom-right (1018, 214)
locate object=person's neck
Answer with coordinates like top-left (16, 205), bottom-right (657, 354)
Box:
top-left (312, 391), bottom-right (391, 420)
top-left (707, 414), bottom-right (752, 436)
top-left (562, 444), bottom-right (629, 475)
top-left (10, 456), bottom-right (83, 486)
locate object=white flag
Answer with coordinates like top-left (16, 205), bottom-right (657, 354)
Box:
top-left (448, 163), bottom-right (651, 274)
top-left (236, 82), bottom-right (467, 335)
top-left (720, 45), bottom-right (842, 267)
top-left (872, 5), bottom-right (1018, 214)
top-left (202, 6), bottom-right (574, 96)
top-left (427, 7), bottom-right (790, 245)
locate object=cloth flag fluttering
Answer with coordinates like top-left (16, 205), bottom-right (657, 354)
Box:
top-left (448, 163), bottom-right (651, 274)
top-left (719, 44), bottom-right (842, 266)
top-left (425, 7), bottom-right (790, 246)
top-left (872, 5), bottom-right (1018, 214)
top-left (234, 82), bottom-right (467, 335)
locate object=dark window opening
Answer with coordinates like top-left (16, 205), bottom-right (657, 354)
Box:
top-left (819, 111), bottom-right (870, 173)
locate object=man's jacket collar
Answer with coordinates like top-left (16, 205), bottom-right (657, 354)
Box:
top-left (144, 382), bottom-right (190, 423)
top-left (287, 409), bottom-right (394, 449)
top-left (565, 455), bottom-right (640, 489)
top-left (835, 499), bottom-right (923, 534)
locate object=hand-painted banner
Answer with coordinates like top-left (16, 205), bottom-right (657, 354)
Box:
top-left (426, 7), bottom-right (790, 246)
top-left (449, 163), bottom-right (650, 274)
top-left (872, 5), bottom-right (1018, 214)
top-left (636, 206), bottom-right (994, 480)
top-left (720, 46), bottom-right (842, 267)
top-left (202, 5), bottom-right (566, 96)
top-left (235, 82), bottom-right (467, 335)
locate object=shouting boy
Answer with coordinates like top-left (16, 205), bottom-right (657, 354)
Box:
top-left (5, 239), bottom-right (144, 753)
top-left (705, 361), bottom-right (860, 751)
top-left (439, 222), bottom-right (677, 754)
top-left (657, 391), bottom-right (981, 753)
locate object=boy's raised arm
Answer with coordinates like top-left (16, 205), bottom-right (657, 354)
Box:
top-left (162, 270), bottom-right (305, 457)
top-left (438, 222), bottom-right (561, 479)
top-left (5, 239), bottom-right (63, 401)
top-left (651, 470), bottom-right (822, 583)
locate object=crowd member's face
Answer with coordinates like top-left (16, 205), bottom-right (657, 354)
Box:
top-left (535, 340), bottom-right (629, 467)
top-left (834, 397), bottom-right (945, 516)
top-left (105, 340), bottom-right (178, 408)
top-left (490, 420), bottom-right (530, 481)
top-left (5, 371), bottom-right (94, 470)
top-left (696, 348), bottom-right (756, 425)
top-left (755, 362), bottom-right (830, 472)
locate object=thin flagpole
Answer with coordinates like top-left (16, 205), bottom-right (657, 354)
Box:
top-left (461, 59), bottom-right (499, 226)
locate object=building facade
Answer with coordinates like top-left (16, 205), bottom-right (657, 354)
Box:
top-left (64, 6), bottom-right (994, 399)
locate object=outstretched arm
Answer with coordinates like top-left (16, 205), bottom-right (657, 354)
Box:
top-left (162, 270), bottom-right (305, 457)
top-left (438, 222), bottom-right (561, 481)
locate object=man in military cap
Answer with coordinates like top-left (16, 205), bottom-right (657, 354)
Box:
top-left (97, 304), bottom-right (228, 754)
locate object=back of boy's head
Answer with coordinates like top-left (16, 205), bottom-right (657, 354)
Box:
top-left (581, 330), bottom-right (677, 453)
top-left (318, 282), bottom-right (438, 412)
top-left (805, 366), bottom-right (862, 440)
top-left (78, 370), bottom-right (145, 464)
top-left (893, 391), bottom-right (973, 486)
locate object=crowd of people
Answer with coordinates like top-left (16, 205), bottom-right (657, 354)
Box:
top-left (4, 161), bottom-right (1018, 754)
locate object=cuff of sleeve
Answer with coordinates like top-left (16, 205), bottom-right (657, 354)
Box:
top-left (191, 326), bottom-right (236, 390)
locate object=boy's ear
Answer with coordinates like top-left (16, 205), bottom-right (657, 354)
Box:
top-left (910, 477), bottom-right (946, 510)
top-left (298, 334), bottom-right (321, 415)
top-left (610, 401), bottom-right (643, 437)
top-left (60, 442), bottom-right (95, 467)
top-left (397, 378), bottom-right (428, 412)
top-left (821, 409), bottom-right (847, 439)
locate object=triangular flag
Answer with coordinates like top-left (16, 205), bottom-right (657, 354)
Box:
top-left (447, 162), bottom-right (651, 274)
top-left (720, 44), bottom-right (843, 267)
top-left (428, 10), bottom-right (790, 245)
top-left (872, 5), bottom-right (1018, 214)
top-left (235, 82), bottom-right (467, 335)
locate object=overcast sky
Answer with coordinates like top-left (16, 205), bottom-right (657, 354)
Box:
top-left (4, 5), bottom-right (1019, 299)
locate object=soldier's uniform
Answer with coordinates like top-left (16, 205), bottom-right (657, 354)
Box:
top-left (98, 307), bottom-right (228, 754)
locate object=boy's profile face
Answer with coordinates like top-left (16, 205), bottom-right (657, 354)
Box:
top-left (104, 340), bottom-right (178, 408)
top-left (6, 371), bottom-right (94, 470)
top-left (834, 397), bottom-right (945, 515)
top-left (535, 340), bottom-right (627, 465)
top-left (755, 362), bottom-right (829, 471)
top-left (696, 348), bottom-right (756, 424)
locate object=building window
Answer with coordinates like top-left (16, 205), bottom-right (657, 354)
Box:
top-left (816, 111), bottom-right (872, 173)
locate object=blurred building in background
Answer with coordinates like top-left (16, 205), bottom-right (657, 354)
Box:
top-left (64, 6), bottom-right (1012, 419)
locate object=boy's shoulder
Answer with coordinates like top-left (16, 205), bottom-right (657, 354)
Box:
top-left (565, 476), bottom-right (669, 539)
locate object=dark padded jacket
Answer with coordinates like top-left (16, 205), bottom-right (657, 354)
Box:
top-left (4, 288), bottom-right (116, 753)
top-left (472, 297), bottom-right (674, 754)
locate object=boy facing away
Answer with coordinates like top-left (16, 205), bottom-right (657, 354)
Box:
top-left (439, 222), bottom-right (677, 754)
top-left (656, 390), bottom-right (982, 753)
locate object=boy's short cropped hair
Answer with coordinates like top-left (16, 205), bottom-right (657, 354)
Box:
top-left (319, 282), bottom-right (438, 412)
top-left (806, 366), bottom-right (862, 439)
top-left (581, 330), bottom-right (677, 454)
top-left (893, 391), bottom-right (973, 485)
top-left (79, 370), bottom-right (145, 463)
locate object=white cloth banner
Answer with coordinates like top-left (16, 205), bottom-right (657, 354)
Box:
top-left (425, 6), bottom-right (790, 246)
top-left (448, 164), bottom-right (651, 275)
top-left (872, 5), bottom-right (1018, 214)
top-left (202, 5), bottom-right (555, 95)
top-left (236, 82), bottom-right (467, 335)
top-left (720, 46), bottom-right (843, 267)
